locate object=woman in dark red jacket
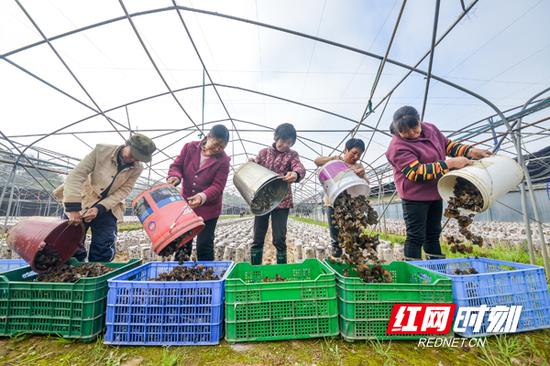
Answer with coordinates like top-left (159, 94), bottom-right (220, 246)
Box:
top-left (167, 125), bottom-right (231, 260)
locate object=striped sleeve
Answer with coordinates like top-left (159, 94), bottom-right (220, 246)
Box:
top-left (401, 160), bottom-right (449, 182)
top-left (446, 139), bottom-right (472, 157)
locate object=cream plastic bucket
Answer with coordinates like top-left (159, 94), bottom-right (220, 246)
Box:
top-left (438, 155), bottom-right (524, 212)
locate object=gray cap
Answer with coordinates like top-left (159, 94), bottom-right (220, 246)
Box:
top-left (126, 133), bottom-right (156, 162)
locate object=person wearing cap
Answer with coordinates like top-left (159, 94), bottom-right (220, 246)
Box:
top-left (53, 133), bottom-right (156, 262)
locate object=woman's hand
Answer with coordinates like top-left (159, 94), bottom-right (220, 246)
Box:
top-left (467, 148), bottom-right (492, 160)
top-left (282, 171), bottom-right (298, 183)
top-left (351, 165), bottom-right (365, 178)
top-left (446, 157), bottom-right (473, 170)
top-left (166, 176), bottom-right (180, 186)
top-left (187, 194), bottom-right (202, 209)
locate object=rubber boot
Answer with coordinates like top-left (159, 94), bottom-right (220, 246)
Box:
top-left (276, 250), bottom-right (287, 264)
top-left (251, 248), bottom-right (263, 265)
top-left (331, 244), bottom-right (343, 258)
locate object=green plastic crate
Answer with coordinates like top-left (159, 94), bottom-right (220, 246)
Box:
top-left (0, 259), bottom-right (141, 341)
top-left (324, 260), bottom-right (453, 341)
top-left (225, 258), bottom-right (339, 342)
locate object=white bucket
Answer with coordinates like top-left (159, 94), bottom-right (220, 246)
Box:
top-left (318, 160), bottom-right (370, 206)
top-left (437, 155), bottom-right (524, 213)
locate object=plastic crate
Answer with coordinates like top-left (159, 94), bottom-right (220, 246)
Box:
top-left (0, 259), bottom-right (27, 273)
top-left (0, 259), bottom-right (141, 341)
top-left (224, 258), bottom-right (339, 342)
top-left (324, 260), bottom-right (453, 341)
top-left (104, 261), bottom-right (233, 346)
top-left (409, 257), bottom-right (550, 337)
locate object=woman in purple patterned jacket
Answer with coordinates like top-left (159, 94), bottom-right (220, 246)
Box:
top-left (251, 123), bottom-right (306, 264)
top-left (385, 106), bottom-right (490, 260)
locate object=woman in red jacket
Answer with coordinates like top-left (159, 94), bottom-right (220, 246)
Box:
top-left (167, 125), bottom-right (231, 260)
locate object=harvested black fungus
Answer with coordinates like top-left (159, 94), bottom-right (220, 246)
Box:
top-left (36, 262), bottom-right (113, 282)
top-left (262, 274), bottom-right (286, 282)
top-left (444, 177), bottom-right (484, 254)
top-left (152, 263), bottom-right (221, 281)
top-left (158, 230), bottom-right (193, 259)
top-left (453, 268), bottom-right (478, 275)
top-left (251, 185), bottom-right (276, 213)
top-left (174, 246), bottom-right (192, 264)
top-left (331, 192), bottom-right (392, 283)
top-left (34, 249), bottom-right (61, 271)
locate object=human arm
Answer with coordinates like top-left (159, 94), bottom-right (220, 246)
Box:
top-left (314, 155), bottom-right (339, 167)
top-left (166, 143), bottom-right (189, 186)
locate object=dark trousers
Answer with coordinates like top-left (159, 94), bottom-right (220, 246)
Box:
top-left (179, 217), bottom-right (218, 261)
top-left (326, 207), bottom-right (342, 257)
top-left (73, 211), bottom-right (118, 262)
top-left (402, 199), bottom-right (444, 260)
top-left (251, 208), bottom-right (289, 264)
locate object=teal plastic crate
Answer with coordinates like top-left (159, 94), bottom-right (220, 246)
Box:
top-left (0, 259), bottom-right (141, 341)
top-left (325, 260), bottom-right (453, 341)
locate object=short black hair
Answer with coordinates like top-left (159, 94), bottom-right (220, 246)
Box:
top-left (390, 105), bottom-right (420, 135)
top-left (209, 124), bottom-right (230, 143)
top-left (274, 123), bottom-right (297, 144)
top-left (345, 138), bottom-right (365, 153)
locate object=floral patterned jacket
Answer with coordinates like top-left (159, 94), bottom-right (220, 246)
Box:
top-left (254, 144), bottom-right (306, 209)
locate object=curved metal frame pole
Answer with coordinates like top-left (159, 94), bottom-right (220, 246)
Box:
top-left (322, 0), bottom-right (479, 155)
top-left (516, 87), bottom-right (550, 275)
top-left (172, 1), bottom-right (249, 160)
top-left (420, 0), bottom-right (441, 121)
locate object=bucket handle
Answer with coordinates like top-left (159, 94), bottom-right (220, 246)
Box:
top-left (168, 204), bottom-right (192, 232)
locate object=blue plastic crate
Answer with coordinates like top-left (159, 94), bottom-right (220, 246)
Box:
top-left (409, 257), bottom-right (550, 337)
top-left (0, 259), bottom-right (27, 273)
top-left (104, 261), bottom-right (233, 346)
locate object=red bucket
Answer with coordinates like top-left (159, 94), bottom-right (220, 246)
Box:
top-left (132, 184), bottom-right (205, 255)
top-left (7, 217), bottom-right (85, 272)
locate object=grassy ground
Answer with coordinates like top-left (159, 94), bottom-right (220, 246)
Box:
top-left (1, 215), bottom-right (548, 365)
top-left (1, 331), bottom-right (549, 366)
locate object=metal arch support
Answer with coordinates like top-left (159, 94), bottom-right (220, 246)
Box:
top-left (420, 0), bottom-right (441, 122)
top-left (1, 58), bottom-right (169, 181)
top-left (14, 0), bottom-right (127, 142)
top-left (516, 87), bottom-right (550, 275)
top-left (172, 2), bottom-right (249, 161)
top-left (327, 0), bottom-right (479, 158)
top-left (2, 2), bottom-right (488, 137)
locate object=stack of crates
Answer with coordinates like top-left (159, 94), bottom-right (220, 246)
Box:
top-left (224, 258), bottom-right (339, 342)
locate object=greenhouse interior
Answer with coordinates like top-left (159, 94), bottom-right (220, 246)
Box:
top-left (0, 1), bottom-right (549, 365)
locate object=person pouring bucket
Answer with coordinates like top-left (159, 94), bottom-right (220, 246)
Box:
top-left (166, 125), bottom-right (231, 261)
top-left (314, 138), bottom-right (369, 258)
top-left (54, 133), bottom-right (156, 262)
top-left (249, 123), bottom-right (306, 265)
top-left (385, 106), bottom-right (491, 260)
